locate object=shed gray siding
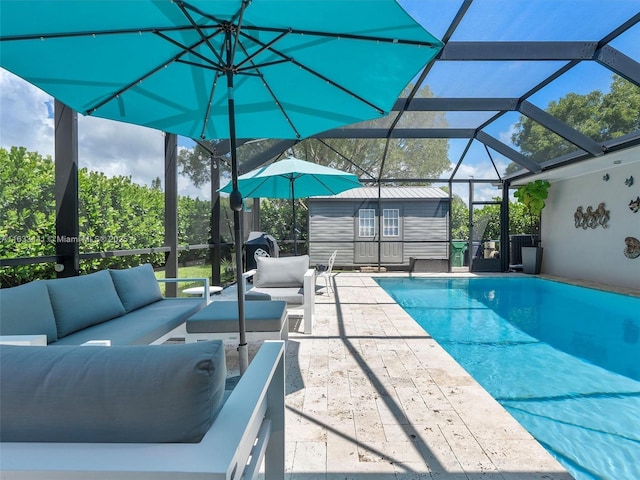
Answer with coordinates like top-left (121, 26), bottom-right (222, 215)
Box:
top-left (402, 200), bottom-right (449, 262)
top-left (308, 197), bottom-right (450, 268)
top-left (308, 202), bottom-right (355, 268)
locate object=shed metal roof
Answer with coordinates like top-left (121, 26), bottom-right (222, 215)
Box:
top-left (312, 186), bottom-right (449, 200)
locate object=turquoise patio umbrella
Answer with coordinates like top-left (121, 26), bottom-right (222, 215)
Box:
top-left (220, 157), bottom-right (362, 254)
top-left (0, 0), bottom-right (442, 372)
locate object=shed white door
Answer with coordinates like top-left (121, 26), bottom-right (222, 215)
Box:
top-left (354, 207), bottom-right (403, 264)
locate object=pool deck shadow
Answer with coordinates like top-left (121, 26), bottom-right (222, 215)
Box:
top-left (218, 272), bottom-right (575, 479)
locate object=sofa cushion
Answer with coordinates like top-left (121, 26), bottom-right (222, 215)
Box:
top-left (109, 264), bottom-right (163, 312)
top-left (254, 255), bottom-right (309, 288)
top-left (52, 298), bottom-right (205, 346)
top-left (0, 340), bottom-right (226, 443)
top-left (0, 281), bottom-right (58, 343)
top-left (246, 287), bottom-right (304, 305)
top-left (46, 270), bottom-right (126, 338)
top-left (187, 300), bottom-right (287, 333)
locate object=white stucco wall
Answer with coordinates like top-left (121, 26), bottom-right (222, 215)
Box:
top-left (541, 152), bottom-right (640, 291)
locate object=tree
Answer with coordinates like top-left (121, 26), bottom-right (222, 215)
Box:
top-left (511, 74), bottom-right (640, 165)
top-left (445, 190), bottom-right (469, 240)
top-left (0, 147), bottom-right (56, 284)
top-left (259, 198), bottom-right (308, 255)
top-left (0, 147), bottom-right (235, 286)
top-left (176, 84), bottom-right (451, 186)
top-left (175, 84), bottom-right (454, 252)
top-left (513, 180), bottom-right (551, 240)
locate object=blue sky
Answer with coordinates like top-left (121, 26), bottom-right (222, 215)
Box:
top-left (1, 1), bottom-right (638, 201)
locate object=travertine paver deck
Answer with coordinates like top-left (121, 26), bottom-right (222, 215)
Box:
top-left (220, 272), bottom-right (574, 480)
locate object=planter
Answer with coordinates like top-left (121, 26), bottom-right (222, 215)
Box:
top-left (521, 246), bottom-right (543, 274)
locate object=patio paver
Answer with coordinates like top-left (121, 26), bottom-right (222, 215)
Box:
top-left (218, 272), bottom-right (573, 480)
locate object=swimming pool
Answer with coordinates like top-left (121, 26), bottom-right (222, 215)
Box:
top-left (376, 276), bottom-right (640, 480)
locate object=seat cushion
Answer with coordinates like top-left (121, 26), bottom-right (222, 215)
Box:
top-left (246, 287), bottom-right (304, 305)
top-left (109, 264), bottom-right (163, 312)
top-left (46, 270), bottom-right (126, 338)
top-left (254, 255), bottom-right (309, 288)
top-left (0, 281), bottom-right (58, 343)
top-left (52, 298), bottom-right (204, 346)
top-left (0, 340), bottom-right (226, 443)
top-left (187, 300), bottom-right (287, 333)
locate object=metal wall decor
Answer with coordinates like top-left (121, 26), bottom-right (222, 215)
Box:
top-left (574, 203), bottom-right (610, 229)
top-left (630, 196), bottom-right (640, 213)
top-left (625, 176), bottom-right (634, 187)
top-left (624, 237), bottom-right (640, 259)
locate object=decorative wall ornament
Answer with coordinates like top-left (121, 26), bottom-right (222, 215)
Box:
top-left (624, 237), bottom-right (640, 259)
top-left (630, 196), bottom-right (640, 213)
top-left (625, 176), bottom-right (634, 187)
top-left (603, 173), bottom-right (610, 181)
top-left (574, 203), bottom-right (610, 229)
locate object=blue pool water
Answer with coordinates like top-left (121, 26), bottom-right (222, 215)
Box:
top-left (376, 277), bottom-right (640, 480)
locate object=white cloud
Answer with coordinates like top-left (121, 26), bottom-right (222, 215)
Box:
top-left (498, 123), bottom-right (517, 147)
top-left (1, 69), bottom-right (210, 198)
top-left (451, 159), bottom-right (510, 203)
top-left (0, 69), bottom-right (54, 156)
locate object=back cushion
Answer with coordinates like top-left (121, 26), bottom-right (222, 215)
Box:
top-left (0, 340), bottom-right (226, 443)
top-left (46, 270), bottom-right (126, 338)
top-left (0, 281), bottom-right (58, 343)
top-left (109, 264), bottom-right (162, 312)
top-left (254, 255), bottom-right (309, 288)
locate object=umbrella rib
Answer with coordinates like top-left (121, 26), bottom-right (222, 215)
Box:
top-left (234, 31), bottom-right (290, 71)
top-left (86, 31), bottom-right (220, 115)
top-left (0, 25), bottom-right (196, 42)
top-left (311, 175), bottom-right (344, 195)
top-left (235, 39), bottom-right (302, 138)
top-left (155, 30), bottom-right (223, 69)
top-left (243, 177), bottom-right (276, 199)
top-left (240, 25), bottom-right (440, 48)
top-left (177, 0), bottom-right (440, 49)
top-left (239, 31), bottom-right (386, 115)
top-left (236, 59), bottom-right (291, 73)
top-left (175, 58), bottom-right (222, 72)
top-left (229, 1), bottom-right (252, 70)
top-left (179, 0), bottom-right (245, 29)
top-left (174, 1), bottom-right (226, 67)
top-left (201, 71), bottom-right (223, 139)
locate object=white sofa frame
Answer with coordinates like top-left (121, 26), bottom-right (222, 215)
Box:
top-left (242, 268), bottom-right (315, 334)
top-left (0, 340), bottom-right (286, 480)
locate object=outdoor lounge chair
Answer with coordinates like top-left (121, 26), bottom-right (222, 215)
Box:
top-left (243, 255), bottom-right (315, 334)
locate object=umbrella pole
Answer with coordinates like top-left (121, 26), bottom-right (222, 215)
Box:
top-left (225, 30), bottom-right (249, 375)
top-left (292, 179), bottom-right (297, 255)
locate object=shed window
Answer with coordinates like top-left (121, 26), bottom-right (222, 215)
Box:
top-left (383, 209), bottom-right (400, 236)
top-left (358, 209), bottom-right (375, 237)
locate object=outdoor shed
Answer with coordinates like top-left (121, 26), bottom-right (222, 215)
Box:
top-left (308, 187), bottom-right (450, 270)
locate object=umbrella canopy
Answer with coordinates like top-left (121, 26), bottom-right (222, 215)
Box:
top-left (220, 157), bottom-right (362, 199)
top-left (220, 157), bottom-right (362, 253)
top-left (0, 0), bottom-right (442, 141)
top-left (0, 0), bottom-right (442, 373)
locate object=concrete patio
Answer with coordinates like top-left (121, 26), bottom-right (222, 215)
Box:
top-left (216, 272), bottom-right (574, 480)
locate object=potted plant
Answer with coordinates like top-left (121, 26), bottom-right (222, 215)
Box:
top-left (513, 179), bottom-right (551, 274)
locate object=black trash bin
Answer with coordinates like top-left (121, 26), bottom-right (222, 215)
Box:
top-left (244, 231), bottom-right (279, 271)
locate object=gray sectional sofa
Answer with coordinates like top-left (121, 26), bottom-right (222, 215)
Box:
top-left (0, 340), bottom-right (286, 479)
top-left (0, 265), bottom-right (286, 479)
top-left (0, 264), bottom-right (207, 345)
